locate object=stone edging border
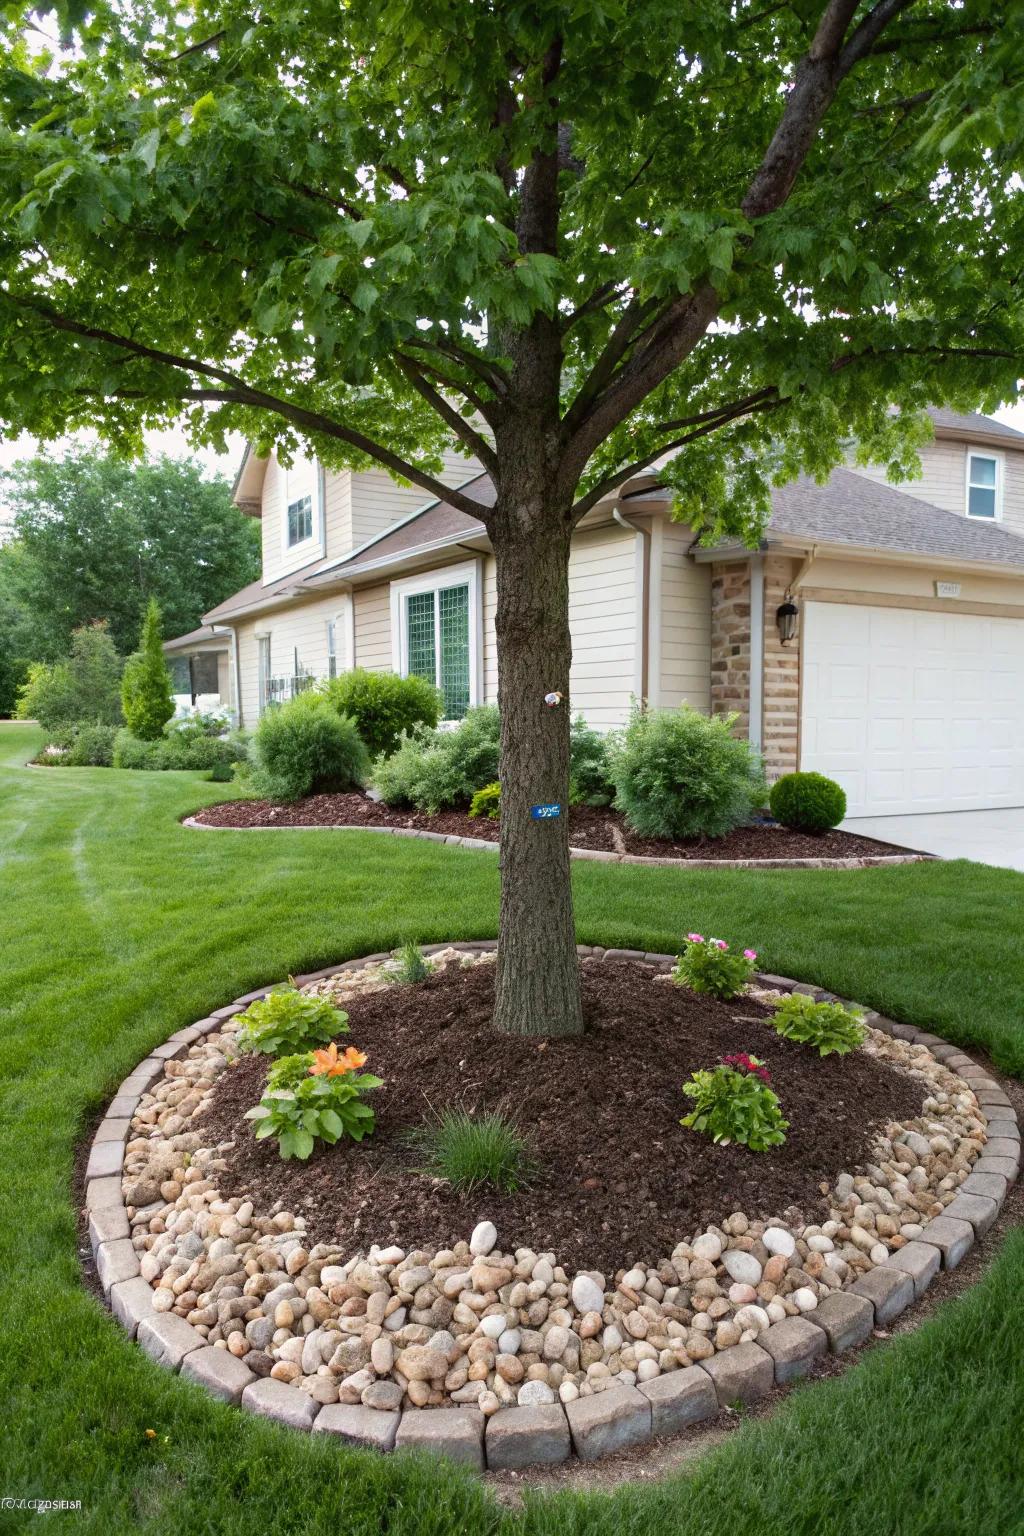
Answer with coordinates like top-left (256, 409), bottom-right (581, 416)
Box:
top-left (180, 815), bottom-right (933, 872)
top-left (85, 943), bottom-right (1019, 1472)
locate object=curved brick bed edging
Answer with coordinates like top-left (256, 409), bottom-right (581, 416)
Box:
top-left (85, 943), bottom-right (1018, 1471)
top-left (180, 816), bottom-right (933, 871)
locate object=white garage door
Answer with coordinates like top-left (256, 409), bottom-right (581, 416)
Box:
top-left (800, 601), bottom-right (1024, 816)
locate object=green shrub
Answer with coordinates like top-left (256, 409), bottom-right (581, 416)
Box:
top-left (245, 1045), bottom-right (382, 1159)
top-left (372, 705), bottom-right (500, 812)
top-left (681, 1057), bottom-right (788, 1151)
top-left (250, 692), bottom-right (369, 802)
top-left (406, 1107), bottom-right (534, 1194)
top-left (121, 598), bottom-right (175, 740)
top-left (569, 715), bottom-right (614, 806)
top-left (469, 781), bottom-right (501, 819)
top-left (236, 985), bottom-right (348, 1058)
top-left (17, 621), bottom-right (123, 729)
top-left (673, 933), bottom-right (758, 1000)
top-left (770, 992), bottom-right (867, 1056)
top-left (769, 771), bottom-right (847, 833)
top-left (112, 728), bottom-right (248, 771)
top-left (208, 760), bottom-right (235, 783)
top-left (609, 705), bottom-right (765, 840)
top-left (388, 940), bottom-right (435, 984)
top-left (322, 668), bottom-right (442, 757)
top-left (66, 724), bottom-right (119, 766)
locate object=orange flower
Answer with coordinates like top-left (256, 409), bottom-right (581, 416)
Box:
top-left (309, 1042), bottom-right (368, 1077)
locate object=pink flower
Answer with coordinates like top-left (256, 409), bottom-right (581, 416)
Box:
top-left (743, 949), bottom-right (757, 960)
top-left (686, 933), bottom-right (704, 944)
top-left (713, 939), bottom-right (728, 950)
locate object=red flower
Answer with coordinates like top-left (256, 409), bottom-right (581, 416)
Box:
top-left (722, 1052), bottom-right (772, 1085)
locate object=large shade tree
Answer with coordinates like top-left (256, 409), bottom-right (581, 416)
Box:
top-left (1, 0), bottom-right (1022, 1035)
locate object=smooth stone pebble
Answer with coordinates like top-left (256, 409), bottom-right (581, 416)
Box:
top-left (469, 1222), bottom-right (497, 1257)
top-left (517, 1379), bottom-right (555, 1406)
top-left (571, 1274), bottom-right (606, 1316)
top-left (763, 1227), bottom-right (797, 1258)
top-left (722, 1251), bottom-right (763, 1287)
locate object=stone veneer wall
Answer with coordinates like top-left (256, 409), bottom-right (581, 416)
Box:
top-left (709, 563), bottom-right (751, 732)
top-left (709, 555), bottom-right (802, 783)
top-left (761, 555), bottom-right (801, 782)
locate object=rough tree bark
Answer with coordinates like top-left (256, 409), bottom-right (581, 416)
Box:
top-left (489, 424), bottom-right (584, 1037)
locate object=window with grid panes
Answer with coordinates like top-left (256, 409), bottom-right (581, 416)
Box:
top-left (403, 583), bottom-right (470, 718)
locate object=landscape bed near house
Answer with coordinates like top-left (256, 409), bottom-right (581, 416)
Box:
top-left (195, 409), bottom-right (1024, 823)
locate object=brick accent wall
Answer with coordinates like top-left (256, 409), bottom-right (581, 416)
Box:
top-left (709, 562), bottom-right (751, 732)
top-left (761, 555), bottom-right (801, 781)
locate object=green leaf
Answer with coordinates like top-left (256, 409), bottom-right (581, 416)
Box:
top-left (131, 128), bottom-right (160, 173)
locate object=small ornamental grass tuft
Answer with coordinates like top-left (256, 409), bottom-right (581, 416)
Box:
top-left (673, 933), bottom-right (758, 1000)
top-left (389, 940), bottom-right (434, 984)
top-left (236, 985), bottom-right (347, 1058)
top-left (681, 1056), bottom-right (788, 1151)
top-left (771, 991), bottom-right (867, 1056)
top-left (407, 1107), bottom-right (534, 1194)
top-left (246, 1046), bottom-right (382, 1159)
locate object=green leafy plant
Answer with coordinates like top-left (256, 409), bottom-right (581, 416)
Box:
top-left (112, 727), bottom-right (248, 771)
top-left (769, 771), bottom-right (847, 833)
top-left (770, 992), bottom-right (867, 1056)
top-left (121, 598), bottom-right (175, 740)
top-left (208, 759), bottom-right (235, 782)
top-left (681, 1056), bottom-right (788, 1151)
top-left (246, 1042), bottom-right (382, 1159)
top-left (390, 940), bottom-right (434, 984)
top-left (609, 705), bottom-right (765, 840)
top-left (321, 668), bottom-right (442, 758)
top-left (372, 705), bottom-right (500, 812)
top-left (406, 1107), bottom-right (534, 1194)
top-left (249, 691), bottom-right (369, 802)
top-left (16, 621), bottom-right (124, 730)
top-left (673, 934), bottom-right (758, 1000)
top-left (32, 722), bottom-right (118, 766)
top-left (469, 781), bottom-right (501, 819)
top-left (236, 985), bottom-right (348, 1058)
top-left (569, 715), bottom-right (614, 806)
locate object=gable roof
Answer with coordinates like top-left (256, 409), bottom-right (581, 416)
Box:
top-left (928, 408), bottom-right (1024, 445)
top-left (763, 467), bottom-right (1024, 568)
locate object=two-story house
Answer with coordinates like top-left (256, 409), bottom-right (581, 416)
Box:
top-left (196, 409), bottom-right (1024, 818)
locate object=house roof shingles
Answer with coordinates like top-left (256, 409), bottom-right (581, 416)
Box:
top-left (766, 466), bottom-right (1024, 568)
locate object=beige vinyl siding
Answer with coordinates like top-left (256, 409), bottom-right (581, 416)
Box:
top-left (352, 583), bottom-right (392, 672)
top-left (483, 556), bottom-right (498, 703)
top-left (799, 555), bottom-right (1024, 610)
top-left (848, 439), bottom-right (1024, 538)
top-left (350, 452), bottom-right (481, 550)
top-left (565, 523), bottom-right (636, 729)
top-left (654, 517), bottom-right (711, 711)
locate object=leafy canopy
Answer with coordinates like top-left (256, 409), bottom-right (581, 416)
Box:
top-left (0, 450), bottom-right (259, 659)
top-left (0, 0), bottom-right (1022, 538)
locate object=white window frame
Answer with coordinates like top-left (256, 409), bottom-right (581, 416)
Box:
top-left (256, 632), bottom-right (272, 715)
top-left (326, 596), bottom-right (354, 679)
top-left (280, 454), bottom-right (325, 567)
top-left (964, 448), bottom-right (1003, 521)
top-left (389, 559), bottom-right (483, 719)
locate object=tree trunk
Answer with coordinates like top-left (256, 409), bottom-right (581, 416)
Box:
top-left (490, 506), bottom-right (584, 1038)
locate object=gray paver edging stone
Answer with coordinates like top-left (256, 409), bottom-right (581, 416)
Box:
top-left (89, 945), bottom-right (1018, 1472)
top-left (180, 814), bottom-right (932, 871)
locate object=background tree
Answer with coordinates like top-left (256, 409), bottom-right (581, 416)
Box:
top-left (121, 597), bottom-right (174, 739)
top-left (16, 620), bottom-right (123, 729)
top-left (1, 0), bottom-right (1022, 1035)
top-left (0, 451), bottom-right (260, 659)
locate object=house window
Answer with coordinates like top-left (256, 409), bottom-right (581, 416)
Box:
top-left (326, 620), bottom-right (338, 679)
top-left (284, 453), bottom-right (319, 549)
top-left (390, 561), bottom-right (481, 720)
top-left (966, 452), bottom-right (1000, 520)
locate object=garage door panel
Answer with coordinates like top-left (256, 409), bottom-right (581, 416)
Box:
top-left (801, 601), bottom-right (1024, 815)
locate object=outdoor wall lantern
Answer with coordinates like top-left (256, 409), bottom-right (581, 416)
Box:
top-left (776, 594), bottom-right (799, 647)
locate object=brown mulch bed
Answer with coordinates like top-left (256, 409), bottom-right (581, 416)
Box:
top-left (195, 958), bottom-right (925, 1274)
top-left (191, 793), bottom-right (921, 860)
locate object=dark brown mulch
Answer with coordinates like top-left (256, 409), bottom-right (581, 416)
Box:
top-left (195, 959), bottom-right (925, 1273)
top-left (192, 792), bottom-right (921, 860)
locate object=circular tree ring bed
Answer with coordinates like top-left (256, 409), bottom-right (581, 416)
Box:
top-left (85, 945), bottom-right (1017, 1473)
top-left (184, 798), bottom-right (932, 870)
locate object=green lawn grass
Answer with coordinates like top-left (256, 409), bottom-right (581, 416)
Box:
top-left (2, 719), bottom-right (1023, 1536)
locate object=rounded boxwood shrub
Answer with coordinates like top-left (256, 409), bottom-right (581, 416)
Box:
top-left (322, 669), bottom-right (442, 758)
top-left (769, 771), bottom-right (846, 833)
top-left (250, 692), bottom-right (368, 802)
top-left (609, 705), bottom-right (765, 840)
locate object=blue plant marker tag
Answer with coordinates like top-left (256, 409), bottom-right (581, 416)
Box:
top-left (530, 803), bottom-right (561, 820)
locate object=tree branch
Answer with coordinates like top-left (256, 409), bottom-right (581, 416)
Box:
top-left (7, 298), bottom-right (492, 517)
top-left (393, 355), bottom-right (498, 472)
